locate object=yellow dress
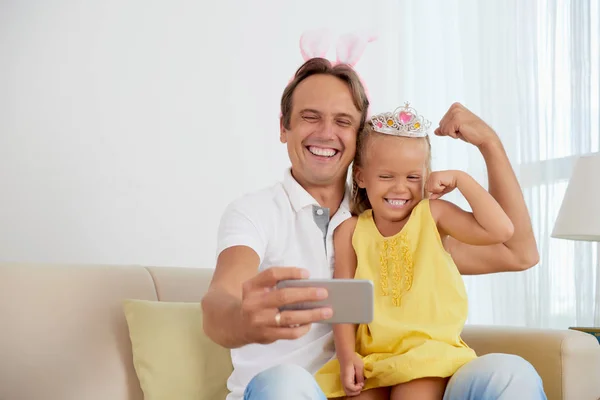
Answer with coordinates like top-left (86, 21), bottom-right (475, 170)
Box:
top-left (315, 200), bottom-right (477, 398)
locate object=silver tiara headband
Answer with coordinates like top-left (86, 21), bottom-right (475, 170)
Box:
top-left (369, 102), bottom-right (431, 138)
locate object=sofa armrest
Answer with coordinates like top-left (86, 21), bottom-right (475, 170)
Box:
top-left (462, 325), bottom-right (600, 400)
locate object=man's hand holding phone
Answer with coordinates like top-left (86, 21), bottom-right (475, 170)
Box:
top-left (239, 267), bottom-right (333, 345)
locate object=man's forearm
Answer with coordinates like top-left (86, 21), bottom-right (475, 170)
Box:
top-left (201, 289), bottom-right (247, 349)
top-left (480, 138), bottom-right (539, 267)
top-left (436, 103), bottom-right (540, 274)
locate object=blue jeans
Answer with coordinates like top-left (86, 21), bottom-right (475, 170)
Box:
top-left (243, 353), bottom-right (547, 399)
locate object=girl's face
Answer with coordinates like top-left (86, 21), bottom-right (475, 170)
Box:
top-left (355, 134), bottom-right (429, 224)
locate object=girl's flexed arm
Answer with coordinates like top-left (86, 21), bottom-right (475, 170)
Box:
top-left (427, 170), bottom-right (514, 246)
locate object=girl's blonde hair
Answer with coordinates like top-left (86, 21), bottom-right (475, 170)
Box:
top-left (350, 122), bottom-right (432, 216)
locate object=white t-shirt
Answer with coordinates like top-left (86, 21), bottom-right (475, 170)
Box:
top-left (216, 169), bottom-right (351, 400)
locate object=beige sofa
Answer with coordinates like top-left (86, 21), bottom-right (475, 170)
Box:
top-left (1, 263), bottom-right (600, 400)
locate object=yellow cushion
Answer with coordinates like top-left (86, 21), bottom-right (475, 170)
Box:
top-left (123, 299), bottom-right (233, 400)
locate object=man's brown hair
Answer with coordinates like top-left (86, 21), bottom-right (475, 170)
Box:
top-left (280, 58), bottom-right (369, 132)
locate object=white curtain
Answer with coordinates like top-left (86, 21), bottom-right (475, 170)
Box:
top-left (2, 0), bottom-right (597, 324)
top-left (396, 0), bottom-right (600, 328)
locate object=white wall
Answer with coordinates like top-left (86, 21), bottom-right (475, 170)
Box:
top-left (0, 0), bottom-right (402, 267)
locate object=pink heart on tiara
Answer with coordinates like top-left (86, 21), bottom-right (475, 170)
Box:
top-left (399, 111), bottom-right (413, 124)
top-left (376, 121), bottom-right (383, 128)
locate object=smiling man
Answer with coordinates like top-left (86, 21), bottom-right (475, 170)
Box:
top-left (201, 58), bottom-right (545, 400)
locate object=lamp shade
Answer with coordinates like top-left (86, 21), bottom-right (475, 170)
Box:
top-left (551, 152), bottom-right (600, 241)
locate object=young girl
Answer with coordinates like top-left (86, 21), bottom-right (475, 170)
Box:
top-left (314, 104), bottom-right (514, 400)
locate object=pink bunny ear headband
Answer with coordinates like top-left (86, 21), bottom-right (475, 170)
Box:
top-left (298, 28), bottom-right (378, 67)
top-left (287, 28), bottom-right (377, 115)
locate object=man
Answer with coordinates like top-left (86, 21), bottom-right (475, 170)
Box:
top-left (201, 58), bottom-right (545, 400)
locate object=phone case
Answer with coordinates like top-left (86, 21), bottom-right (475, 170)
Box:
top-left (275, 279), bottom-right (374, 324)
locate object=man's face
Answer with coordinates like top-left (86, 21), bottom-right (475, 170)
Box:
top-left (280, 74), bottom-right (361, 189)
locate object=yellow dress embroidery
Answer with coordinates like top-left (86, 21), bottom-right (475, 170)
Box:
top-left (315, 200), bottom-right (477, 398)
top-left (378, 232), bottom-right (414, 306)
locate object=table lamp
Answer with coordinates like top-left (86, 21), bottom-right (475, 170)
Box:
top-left (552, 151), bottom-right (600, 341)
top-left (552, 152), bottom-right (600, 241)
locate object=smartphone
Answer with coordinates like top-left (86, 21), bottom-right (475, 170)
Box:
top-left (275, 279), bottom-right (374, 324)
